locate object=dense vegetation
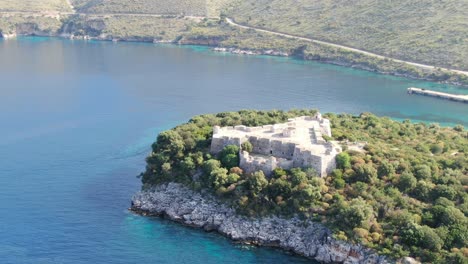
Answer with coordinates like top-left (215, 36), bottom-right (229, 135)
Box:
top-left (141, 109), bottom-right (468, 263)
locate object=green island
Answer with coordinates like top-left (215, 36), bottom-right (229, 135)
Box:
top-left (139, 109), bottom-right (467, 263)
top-left (0, 0), bottom-right (467, 86)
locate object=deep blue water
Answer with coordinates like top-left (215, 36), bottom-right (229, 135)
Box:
top-left (0, 37), bottom-right (466, 264)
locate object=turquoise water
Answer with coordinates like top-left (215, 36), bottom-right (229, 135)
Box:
top-left (0, 37), bottom-right (466, 264)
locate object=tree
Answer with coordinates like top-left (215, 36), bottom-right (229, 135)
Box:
top-left (401, 223), bottom-right (443, 251)
top-left (227, 173), bottom-right (241, 185)
top-left (220, 145), bottom-right (240, 169)
top-left (378, 161), bottom-right (395, 178)
top-left (203, 159), bottom-right (221, 174)
top-left (354, 163), bottom-right (377, 183)
top-left (290, 168), bottom-right (307, 186)
top-left (414, 165), bottom-right (432, 180)
top-left (398, 171), bottom-right (417, 192)
top-left (340, 197), bottom-right (374, 229)
top-left (220, 145), bottom-right (240, 156)
top-left (241, 141), bottom-right (253, 152)
top-left (268, 178), bottom-right (292, 199)
top-left (430, 143), bottom-right (444, 154)
top-left (336, 152), bottom-right (351, 169)
top-left (221, 153), bottom-right (239, 169)
top-left (153, 130), bottom-right (185, 158)
top-left (431, 205), bottom-right (466, 227)
top-left (292, 185), bottom-right (321, 209)
top-left (412, 180), bottom-right (433, 201)
top-left (272, 168), bottom-right (287, 178)
top-left (180, 156), bottom-right (196, 174)
top-left (210, 168), bottom-right (229, 189)
top-left (432, 184), bottom-right (457, 201)
top-left (248, 171), bottom-right (268, 196)
top-left (420, 225), bottom-right (443, 251)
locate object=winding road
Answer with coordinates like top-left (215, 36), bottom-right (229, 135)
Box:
top-left (225, 18), bottom-right (468, 76)
top-left (0, 5), bottom-right (466, 77)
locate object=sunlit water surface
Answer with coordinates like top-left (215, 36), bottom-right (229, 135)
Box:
top-left (0, 37), bottom-right (467, 264)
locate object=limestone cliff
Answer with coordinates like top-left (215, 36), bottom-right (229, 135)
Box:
top-left (131, 183), bottom-right (394, 264)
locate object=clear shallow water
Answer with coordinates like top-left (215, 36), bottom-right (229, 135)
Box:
top-left (0, 37), bottom-right (466, 264)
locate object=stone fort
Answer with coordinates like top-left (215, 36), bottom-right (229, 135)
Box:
top-left (210, 113), bottom-right (342, 177)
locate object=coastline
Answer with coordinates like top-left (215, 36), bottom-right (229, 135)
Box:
top-left (0, 30), bottom-right (466, 87)
top-left (130, 182), bottom-right (395, 264)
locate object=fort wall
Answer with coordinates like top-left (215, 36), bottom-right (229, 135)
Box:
top-left (210, 115), bottom-right (341, 177)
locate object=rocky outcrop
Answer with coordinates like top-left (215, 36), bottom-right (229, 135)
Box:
top-left (179, 35), bottom-right (227, 46)
top-left (0, 22), bottom-right (54, 38)
top-left (213, 47), bottom-right (289, 57)
top-left (0, 31), bottom-right (17, 39)
top-left (15, 23), bottom-right (54, 36)
top-left (131, 183), bottom-right (393, 264)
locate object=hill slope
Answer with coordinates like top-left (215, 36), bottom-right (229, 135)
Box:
top-left (225, 0), bottom-right (468, 71)
top-left (0, 0), bottom-right (71, 12)
top-left (71, 0), bottom-right (206, 16)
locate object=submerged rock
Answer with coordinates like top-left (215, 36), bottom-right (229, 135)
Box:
top-left (131, 182), bottom-right (397, 264)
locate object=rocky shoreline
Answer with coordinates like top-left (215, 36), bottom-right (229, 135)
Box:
top-left (131, 182), bottom-right (398, 264)
top-left (1, 25), bottom-right (466, 87)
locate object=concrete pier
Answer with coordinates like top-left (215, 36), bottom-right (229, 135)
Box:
top-left (407, 87), bottom-right (468, 103)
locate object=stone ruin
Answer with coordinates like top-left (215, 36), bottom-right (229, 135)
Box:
top-left (210, 113), bottom-right (342, 177)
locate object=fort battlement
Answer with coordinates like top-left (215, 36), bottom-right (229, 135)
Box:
top-left (210, 113), bottom-right (341, 177)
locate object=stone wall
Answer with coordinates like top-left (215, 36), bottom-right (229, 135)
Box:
top-left (210, 115), bottom-right (341, 177)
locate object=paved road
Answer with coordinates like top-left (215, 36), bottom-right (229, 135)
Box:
top-left (1, 8), bottom-right (466, 76)
top-left (226, 18), bottom-right (468, 76)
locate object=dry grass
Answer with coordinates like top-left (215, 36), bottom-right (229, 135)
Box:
top-left (226, 0), bottom-right (468, 70)
top-left (72, 0), bottom-right (206, 16)
top-left (0, 0), bottom-right (71, 12)
top-left (101, 16), bottom-right (195, 40)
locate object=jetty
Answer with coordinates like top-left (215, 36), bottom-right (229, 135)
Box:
top-left (407, 87), bottom-right (468, 103)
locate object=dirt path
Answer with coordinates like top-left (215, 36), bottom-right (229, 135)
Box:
top-left (225, 18), bottom-right (468, 76)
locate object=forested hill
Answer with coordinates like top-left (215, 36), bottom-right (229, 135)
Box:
top-left (142, 110), bottom-right (468, 263)
top-left (225, 0), bottom-right (468, 71)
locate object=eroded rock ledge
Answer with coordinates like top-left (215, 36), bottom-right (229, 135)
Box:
top-left (131, 182), bottom-right (393, 264)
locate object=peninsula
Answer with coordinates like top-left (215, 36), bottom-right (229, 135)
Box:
top-left (132, 109), bottom-right (467, 264)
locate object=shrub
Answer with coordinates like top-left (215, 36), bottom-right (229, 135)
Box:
top-left (336, 152), bottom-right (351, 169)
top-left (241, 141), bottom-right (253, 152)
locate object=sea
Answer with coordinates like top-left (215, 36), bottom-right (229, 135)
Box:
top-left (0, 37), bottom-right (466, 264)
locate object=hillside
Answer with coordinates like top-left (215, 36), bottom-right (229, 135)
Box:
top-left (0, 0), bottom-right (71, 12)
top-left (0, 0), bottom-right (467, 84)
top-left (72, 0), bottom-right (206, 15)
top-left (225, 0), bottom-right (468, 71)
top-left (71, 0), bottom-right (233, 17)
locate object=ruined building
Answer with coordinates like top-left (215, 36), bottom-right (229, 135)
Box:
top-left (210, 113), bottom-right (342, 177)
